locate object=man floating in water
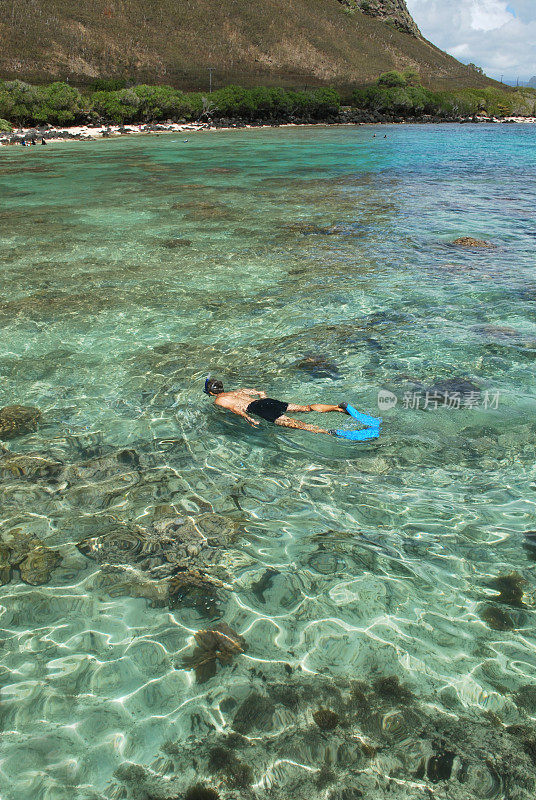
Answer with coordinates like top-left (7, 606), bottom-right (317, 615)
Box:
top-left (204, 378), bottom-right (350, 435)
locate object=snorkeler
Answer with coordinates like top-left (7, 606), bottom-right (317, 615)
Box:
top-left (204, 378), bottom-right (350, 435)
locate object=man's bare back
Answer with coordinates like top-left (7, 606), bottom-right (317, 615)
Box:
top-left (204, 378), bottom-right (349, 435)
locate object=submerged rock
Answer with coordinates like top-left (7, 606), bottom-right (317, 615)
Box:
top-left (522, 531), bottom-right (536, 561)
top-left (472, 324), bottom-right (519, 339)
top-left (18, 544), bottom-right (62, 585)
top-left (373, 675), bottom-right (414, 703)
top-left (427, 750), bottom-right (455, 782)
top-left (207, 746), bottom-right (253, 788)
top-left (0, 544), bottom-right (12, 585)
top-left (451, 237), bottom-right (496, 248)
top-left (0, 405), bottom-right (41, 440)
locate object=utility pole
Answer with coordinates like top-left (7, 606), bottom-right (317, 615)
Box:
top-left (208, 68), bottom-right (214, 93)
top-left (500, 74), bottom-right (503, 84)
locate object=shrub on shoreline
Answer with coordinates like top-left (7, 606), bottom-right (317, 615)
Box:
top-left (0, 77), bottom-right (534, 127)
top-left (352, 78), bottom-right (536, 119)
top-left (0, 80), bottom-right (85, 124)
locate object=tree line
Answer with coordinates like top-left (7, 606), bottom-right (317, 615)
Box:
top-left (1, 73), bottom-right (535, 130)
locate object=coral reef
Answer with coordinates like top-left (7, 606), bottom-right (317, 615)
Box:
top-left (112, 669), bottom-right (536, 800)
top-left (168, 568), bottom-right (226, 615)
top-left (0, 452), bottom-right (62, 479)
top-left (77, 511), bottom-right (238, 576)
top-left (208, 746), bottom-right (253, 788)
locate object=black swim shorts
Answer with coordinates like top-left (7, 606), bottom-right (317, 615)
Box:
top-left (246, 398), bottom-right (289, 423)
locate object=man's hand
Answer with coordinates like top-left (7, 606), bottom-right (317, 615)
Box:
top-left (240, 412), bottom-right (259, 427)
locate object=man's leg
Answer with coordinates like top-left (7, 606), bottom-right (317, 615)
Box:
top-left (275, 415), bottom-right (331, 435)
top-left (309, 404), bottom-right (347, 413)
top-left (286, 403), bottom-right (347, 414)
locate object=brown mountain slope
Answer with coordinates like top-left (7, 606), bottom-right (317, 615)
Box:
top-left (0, 0), bottom-right (495, 90)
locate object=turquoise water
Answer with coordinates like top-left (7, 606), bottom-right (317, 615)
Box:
top-left (0, 124), bottom-right (536, 800)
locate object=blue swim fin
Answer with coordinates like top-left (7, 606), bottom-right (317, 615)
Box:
top-left (345, 404), bottom-right (382, 428)
top-left (331, 425), bottom-right (381, 441)
top-left (331, 403), bottom-right (382, 441)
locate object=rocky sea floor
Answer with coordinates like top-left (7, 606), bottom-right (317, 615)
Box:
top-left (0, 124), bottom-right (535, 800)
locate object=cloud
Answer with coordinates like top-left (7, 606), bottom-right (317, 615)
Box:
top-left (405, 0), bottom-right (536, 81)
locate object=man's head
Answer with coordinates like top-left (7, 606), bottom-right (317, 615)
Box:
top-left (204, 377), bottom-right (224, 395)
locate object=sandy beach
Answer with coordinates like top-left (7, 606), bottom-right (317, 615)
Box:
top-left (1, 115), bottom-right (535, 146)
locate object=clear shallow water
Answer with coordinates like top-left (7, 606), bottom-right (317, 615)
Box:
top-left (0, 124), bottom-right (536, 800)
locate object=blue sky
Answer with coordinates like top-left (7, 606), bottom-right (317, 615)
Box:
top-left (405, 0), bottom-right (536, 82)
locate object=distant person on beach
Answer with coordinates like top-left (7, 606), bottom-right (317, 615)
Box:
top-left (41, 138), bottom-right (47, 145)
top-left (203, 378), bottom-right (350, 435)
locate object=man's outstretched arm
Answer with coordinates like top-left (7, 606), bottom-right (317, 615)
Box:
top-left (236, 410), bottom-right (259, 426)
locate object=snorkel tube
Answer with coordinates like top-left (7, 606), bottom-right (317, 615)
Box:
top-left (203, 375), bottom-right (212, 395)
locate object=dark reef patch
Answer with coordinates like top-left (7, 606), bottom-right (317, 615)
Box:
top-left (232, 692), bottom-right (275, 734)
top-left (487, 572), bottom-right (526, 607)
top-left (313, 708), bottom-right (339, 730)
top-left (291, 354), bottom-right (341, 380)
top-left (479, 604), bottom-right (516, 631)
top-left (184, 785), bottom-right (220, 800)
top-left (372, 675), bottom-right (414, 703)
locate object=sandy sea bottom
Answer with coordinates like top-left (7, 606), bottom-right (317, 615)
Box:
top-left (0, 124), bottom-right (536, 800)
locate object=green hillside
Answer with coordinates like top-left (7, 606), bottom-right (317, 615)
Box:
top-left (0, 0), bottom-right (497, 91)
